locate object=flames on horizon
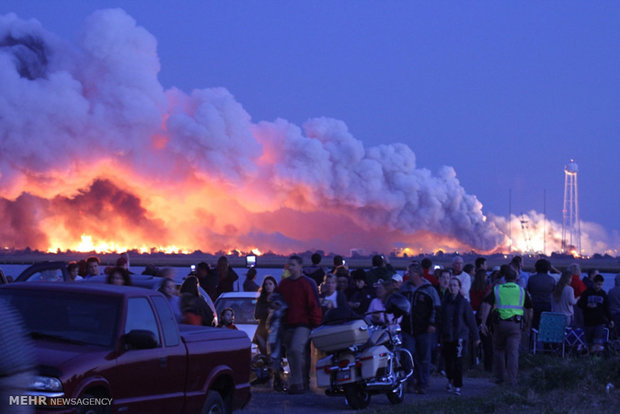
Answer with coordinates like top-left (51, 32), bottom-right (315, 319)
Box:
top-left (0, 10), bottom-right (617, 257)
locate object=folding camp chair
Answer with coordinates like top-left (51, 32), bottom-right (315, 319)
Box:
top-left (564, 327), bottom-right (587, 355)
top-left (531, 312), bottom-right (567, 357)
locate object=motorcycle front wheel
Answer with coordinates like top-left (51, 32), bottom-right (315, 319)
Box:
top-left (386, 348), bottom-right (413, 404)
top-left (343, 383), bottom-right (371, 410)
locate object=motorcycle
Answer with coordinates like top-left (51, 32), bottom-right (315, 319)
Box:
top-left (310, 294), bottom-right (413, 410)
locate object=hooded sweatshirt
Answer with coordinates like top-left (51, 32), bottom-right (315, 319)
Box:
top-left (577, 286), bottom-right (611, 326)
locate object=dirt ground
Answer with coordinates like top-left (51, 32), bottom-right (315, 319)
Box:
top-left (244, 374), bottom-right (496, 413)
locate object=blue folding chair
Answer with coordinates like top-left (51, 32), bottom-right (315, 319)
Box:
top-left (564, 327), bottom-right (587, 355)
top-left (531, 312), bottom-right (567, 357)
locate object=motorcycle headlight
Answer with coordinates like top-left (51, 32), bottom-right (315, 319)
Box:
top-left (30, 376), bottom-right (63, 392)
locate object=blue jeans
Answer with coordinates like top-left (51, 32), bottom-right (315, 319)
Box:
top-left (401, 332), bottom-right (416, 387)
top-left (402, 331), bottom-right (432, 389)
top-left (414, 332), bottom-right (433, 389)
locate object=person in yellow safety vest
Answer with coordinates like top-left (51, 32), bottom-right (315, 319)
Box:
top-left (479, 264), bottom-right (533, 386)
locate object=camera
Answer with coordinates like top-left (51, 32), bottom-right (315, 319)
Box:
top-left (190, 264), bottom-right (196, 273)
top-left (246, 255), bottom-right (256, 268)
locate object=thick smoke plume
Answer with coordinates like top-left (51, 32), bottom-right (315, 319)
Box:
top-left (0, 10), bottom-right (614, 255)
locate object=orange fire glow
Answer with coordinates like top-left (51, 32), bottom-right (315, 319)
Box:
top-left (0, 162), bottom-right (590, 256)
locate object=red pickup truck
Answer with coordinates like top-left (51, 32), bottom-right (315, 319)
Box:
top-left (0, 282), bottom-right (251, 413)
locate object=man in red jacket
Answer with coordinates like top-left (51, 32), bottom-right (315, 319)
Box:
top-left (278, 255), bottom-right (322, 394)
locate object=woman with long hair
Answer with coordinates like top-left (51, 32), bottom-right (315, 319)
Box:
top-left (254, 276), bottom-right (278, 355)
top-left (551, 270), bottom-right (577, 326)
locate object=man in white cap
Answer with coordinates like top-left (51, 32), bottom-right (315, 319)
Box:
top-left (392, 273), bottom-right (403, 290)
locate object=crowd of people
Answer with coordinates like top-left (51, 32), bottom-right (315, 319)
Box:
top-left (249, 253), bottom-right (619, 397)
top-left (5, 250), bottom-right (618, 399)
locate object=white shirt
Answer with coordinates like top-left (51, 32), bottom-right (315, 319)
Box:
top-left (324, 291), bottom-right (338, 309)
top-left (454, 271), bottom-right (471, 302)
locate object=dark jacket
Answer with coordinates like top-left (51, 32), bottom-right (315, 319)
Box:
top-left (365, 265), bottom-right (395, 286)
top-left (527, 272), bottom-right (555, 307)
top-left (243, 278), bottom-right (260, 292)
top-left (435, 286), bottom-right (449, 303)
top-left (399, 280), bottom-right (441, 335)
top-left (348, 285), bottom-right (375, 315)
top-left (217, 267), bottom-right (239, 296)
top-left (180, 293), bottom-right (214, 327)
top-left (303, 265), bottom-right (326, 286)
top-left (199, 271), bottom-right (219, 302)
top-left (439, 293), bottom-right (479, 343)
top-left (577, 288), bottom-right (612, 327)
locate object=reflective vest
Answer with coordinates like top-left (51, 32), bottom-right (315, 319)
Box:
top-left (494, 282), bottom-right (524, 320)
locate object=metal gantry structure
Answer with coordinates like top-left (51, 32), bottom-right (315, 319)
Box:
top-left (519, 214), bottom-right (533, 253)
top-left (562, 159), bottom-right (581, 254)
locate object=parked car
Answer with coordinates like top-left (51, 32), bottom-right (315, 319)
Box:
top-left (215, 292), bottom-right (260, 354)
top-left (0, 282), bottom-right (251, 413)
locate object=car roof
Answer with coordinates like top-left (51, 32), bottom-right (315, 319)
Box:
top-left (216, 292), bottom-right (260, 300)
top-left (0, 281), bottom-right (160, 298)
top-left (83, 274), bottom-right (164, 290)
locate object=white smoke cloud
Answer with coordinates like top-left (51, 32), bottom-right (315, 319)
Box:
top-left (490, 211), bottom-right (619, 256)
top-left (0, 9), bottom-right (614, 254)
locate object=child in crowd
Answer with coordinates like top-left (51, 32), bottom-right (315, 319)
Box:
top-left (218, 307), bottom-right (238, 330)
top-left (577, 274), bottom-right (614, 353)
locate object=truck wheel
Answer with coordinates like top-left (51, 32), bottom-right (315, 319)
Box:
top-left (201, 390), bottom-right (225, 414)
top-left (343, 383), bottom-right (371, 410)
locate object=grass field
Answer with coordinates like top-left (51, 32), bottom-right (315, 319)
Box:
top-left (363, 353), bottom-right (620, 414)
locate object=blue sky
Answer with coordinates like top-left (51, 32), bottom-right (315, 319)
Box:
top-left (2, 1), bottom-right (619, 250)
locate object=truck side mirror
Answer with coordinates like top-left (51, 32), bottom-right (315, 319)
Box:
top-left (122, 329), bottom-right (158, 350)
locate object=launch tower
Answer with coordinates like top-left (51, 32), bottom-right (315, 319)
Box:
top-left (562, 159), bottom-right (581, 254)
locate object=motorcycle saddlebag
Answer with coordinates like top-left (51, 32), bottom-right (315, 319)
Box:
top-left (311, 319), bottom-right (369, 352)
